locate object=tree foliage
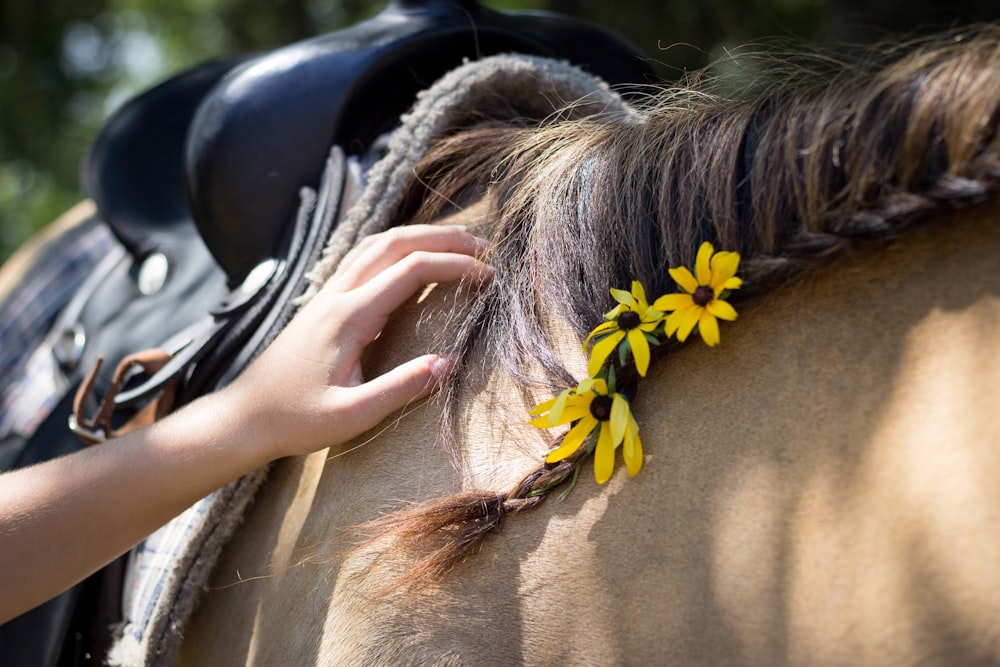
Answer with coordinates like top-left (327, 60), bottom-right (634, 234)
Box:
top-left (1, 0), bottom-right (998, 259)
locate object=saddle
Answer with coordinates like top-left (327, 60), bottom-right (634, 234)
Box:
top-left (0, 1), bottom-right (652, 664)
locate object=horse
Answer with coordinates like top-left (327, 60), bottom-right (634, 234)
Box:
top-left (10, 24), bottom-right (1000, 667)
top-left (160, 26), bottom-right (1000, 666)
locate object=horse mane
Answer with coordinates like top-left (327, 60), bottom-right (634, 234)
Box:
top-left (358, 25), bottom-right (1000, 585)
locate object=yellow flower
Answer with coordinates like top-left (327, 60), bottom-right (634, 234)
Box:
top-left (529, 378), bottom-right (642, 484)
top-left (583, 281), bottom-right (665, 377)
top-left (653, 241), bottom-right (742, 346)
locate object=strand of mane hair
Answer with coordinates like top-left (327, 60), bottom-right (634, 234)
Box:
top-left (355, 25), bottom-right (1000, 585)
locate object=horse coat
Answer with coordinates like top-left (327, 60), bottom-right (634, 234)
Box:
top-left (173, 28), bottom-right (1000, 667)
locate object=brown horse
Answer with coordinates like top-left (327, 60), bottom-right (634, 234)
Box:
top-left (14, 27), bottom-right (1000, 666)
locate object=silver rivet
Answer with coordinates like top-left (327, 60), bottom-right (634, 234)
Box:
top-left (54, 322), bottom-right (87, 371)
top-left (137, 252), bottom-right (169, 295)
top-left (242, 258), bottom-right (278, 295)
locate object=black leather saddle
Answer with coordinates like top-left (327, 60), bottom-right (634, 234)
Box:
top-left (0, 1), bottom-right (652, 664)
top-left (80, 0), bottom-right (654, 413)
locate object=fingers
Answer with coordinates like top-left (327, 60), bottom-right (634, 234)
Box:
top-left (237, 226), bottom-right (492, 460)
top-left (338, 249), bottom-right (493, 342)
top-left (298, 224), bottom-right (492, 346)
top-left (330, 225), bottom-right (488, 292)
top-left (306, 227), bottom-right (493, 347)
top-left (334, 354), bottom-right (453, 435)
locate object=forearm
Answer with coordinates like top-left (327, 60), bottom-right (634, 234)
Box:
top-left (0, 386), bottom-right (272, 624)
top-left (0, 224), bottom-right (491, 624)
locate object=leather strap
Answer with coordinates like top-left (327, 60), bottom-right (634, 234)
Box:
top-left (70, 350), bottom-right (177, 445)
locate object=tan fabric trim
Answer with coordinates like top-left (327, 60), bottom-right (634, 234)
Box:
top-left (0, 200), bottom-right (98, 302)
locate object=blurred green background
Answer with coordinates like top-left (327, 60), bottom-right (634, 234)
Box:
top-left (2, 0), bottom-right (998, 260)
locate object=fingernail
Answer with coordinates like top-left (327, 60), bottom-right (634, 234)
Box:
top-left (429, 355), bottom-right (453, 383)
top-left (448, 224), bottom-right (469, 232)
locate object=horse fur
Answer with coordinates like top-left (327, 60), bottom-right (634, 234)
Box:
top-left (173, 28), bottom-right (1000, 665)
top-left (357, 25), bottom-right (1000, 578)
top-left (181, 204), bottom-right (1000, 666)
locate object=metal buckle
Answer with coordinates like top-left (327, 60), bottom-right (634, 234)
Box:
top-left (67, 414), bottom-right (107, 444)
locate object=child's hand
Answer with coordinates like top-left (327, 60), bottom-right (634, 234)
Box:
top-left (226, 225), bottom-right (493, 459)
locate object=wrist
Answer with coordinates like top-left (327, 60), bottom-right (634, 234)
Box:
top-left (176, 383), bottom-right (280, 472)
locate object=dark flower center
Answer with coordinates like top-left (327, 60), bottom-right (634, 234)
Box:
top-left (590, 395), bottom-right (614, 421)
top-left (617, 310), bottom-right (641, 330)
top-left (693, 285), bottom-right (714, 306)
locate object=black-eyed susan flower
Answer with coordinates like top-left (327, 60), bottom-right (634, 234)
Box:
top-left (583, 281), bottom-right (665, 377)
top-left (529, 377), bottom-right (642, 484)
top-left (653, 241), bottom-right (742, 346)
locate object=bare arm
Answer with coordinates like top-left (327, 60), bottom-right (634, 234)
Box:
top-left (0, 225), bottom-right (492, 624)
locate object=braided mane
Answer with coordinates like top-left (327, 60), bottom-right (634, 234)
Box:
top-left (360, 26), bottom-right (1000, 583)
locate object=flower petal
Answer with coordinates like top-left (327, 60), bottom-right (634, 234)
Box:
top-left (610, 392), bottom-right (630, 445)
top-left (603, 303), bottom-right (624, 320)
top-left (651, 292), bottom-right (693, 312)
top-left (710, 250), bottom-right (740, 289)
top-left (631, 280), bottom-right (648, 309)
top-left (723, 277), bottom-right (743, 291)
top-left (583, 320), bottom-right (618, 349)
top-left (528, 395), bottom-right (558, 416)
top-left (695, 241), bottom-right (714, 285)
top-left (610, 287), bottom-right (633, 306)
top-left (639, 320), bottom-right (661, 332)
top-left (545, 417), bottom-right (597, 463)
top-left (623, 418), bottom-right (643, 477)
top-left (588, 330), bottom-right (625, 377)
top-left (706, 299), bottom-right (738, 321)
top-left (640, 307), bottom-right (664, 323)
top-left (547, 390), bottom-right (572, 424)
top-left (549, 403), bottom-right (593, 426)
top-left (698, 310), bottom-right (720, 346)
top-left (529, 414), bottom-right (554, 428)
top-left (594, 424), bottom-right (616, 484)
top-left (628, 328), bottom-right (651, 376)
top-left (663, 309), bottom-right (681, 337)
top-left (531, 396), bottom-right (591, 428)
top-left (668, 266), bottom-right (699, 294)
top-left (563, 393), bottom-right (594, 407)
top-left (674, 304), bottom-right (702, 342)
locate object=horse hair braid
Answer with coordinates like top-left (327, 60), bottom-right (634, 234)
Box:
top-left (356, 441), bottom-right (587, 584)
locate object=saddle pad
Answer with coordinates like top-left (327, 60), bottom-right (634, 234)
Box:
top-left (106, 53), bottom-right (637, 666)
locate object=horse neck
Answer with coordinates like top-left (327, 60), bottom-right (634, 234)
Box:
top-left (180, 200), bottom-right (1000, 666)
top-left (365, 193), bottom-right (1000, 494)
top-left (343, 199), bottom-right (1000, 665)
